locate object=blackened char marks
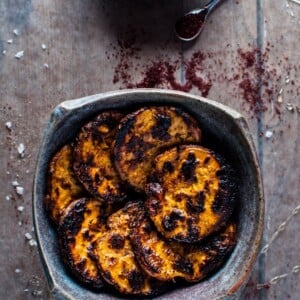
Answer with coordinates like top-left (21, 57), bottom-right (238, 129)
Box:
top-left (162, 161), bottom-right (174, 173)
top-left (186, 191), bottom-right (205, 214)
top-left (76, 259), bottom-right (87, 273)
top-left (82, 229), bottom-right (94, 242)
top-left (109, 234), bottom-right (125, 249)
top-left (212, 161), bottom-right (238, 214)
top-left (180, 152), bottom-right (198, 182)
top-left (62, 200), bottom-right (86, 236)
top-left (151, 113), bottom-right (171, 141)
top-left (162, 210), bottom-right (185, 232)
top-left (128, 270), bottom-right (144, 291)
top-left (173, 258), bottom-right (194, 276)
top-left (187, 218), bottom-right (200, 241)
top-left (146, 183), bottom-right (163, 215)
top-left (114, 116), bottom-right (135, 160)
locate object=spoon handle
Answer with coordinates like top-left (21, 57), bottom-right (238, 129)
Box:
top-left (205, 0), bottom-right (224, 13)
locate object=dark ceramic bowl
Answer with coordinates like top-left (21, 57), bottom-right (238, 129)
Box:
top-left (33, 89), bottom-right (264, 300)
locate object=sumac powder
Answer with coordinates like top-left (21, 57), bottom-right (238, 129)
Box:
top-left (175, 13), bottom-right (205, 39)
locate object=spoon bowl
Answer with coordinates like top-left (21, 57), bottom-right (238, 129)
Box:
top-left (175, 0), bottom-right (224, 42)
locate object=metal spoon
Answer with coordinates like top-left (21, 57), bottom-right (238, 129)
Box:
top-left (175, 0), bottom-right (224, 42)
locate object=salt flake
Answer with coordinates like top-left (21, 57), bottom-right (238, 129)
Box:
top-left (12, 180), bottom-right (19, 186)
top-left (7, 39), bottom-right (13, 44)
top-left (41, 43), bottom-right (47, 50)
top-left (15, 268), bottom-right (21, 273)
top-left (17, 206), bottom-right (24, 212)
top-left (13, 29), bottom-right (19, 36)
top-left (14, 50), bottom-right (24, 59)
top-left (2, 50), bottom-right (6, 55)
top-left (286, 103), bottom-right (294, 111)
top-left (29, 239), bottom-right (37, 247)
top-left (5, 195), bottom-right (11, 201)
top-left (16, 186), bottom-right (24, 195)
top-left (5, 121), bottom-right (12, 129)
top-left (25, 232), bottom-right (32, 240)
top-left (17, 143), bottom-right (25, 157)
top-left (265, 130), bottom-right (273, 139)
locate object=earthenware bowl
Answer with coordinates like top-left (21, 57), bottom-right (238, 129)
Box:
top-left (33, 89), bottom-right (264, 300)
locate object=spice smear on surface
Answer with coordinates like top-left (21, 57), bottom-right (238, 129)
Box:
top-left (110, 29), bottom-right (299, 120)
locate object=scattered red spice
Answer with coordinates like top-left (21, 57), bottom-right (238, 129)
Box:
top-left (237, 48), bottom-right (257, 68)
top-left (110, 33), bottom-right (300, 119)
top-left (125, 54), bottom-right (212, 97)
top-left (175, 13), bottom-right (205, 39)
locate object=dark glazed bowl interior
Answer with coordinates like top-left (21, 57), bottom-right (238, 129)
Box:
top-left (33, 89), bottom-right (264, 300)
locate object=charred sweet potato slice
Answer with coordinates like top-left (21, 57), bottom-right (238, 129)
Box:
top-left (92, 202), bottom-right (165, 296)
top-left (113, 106), bottom-right (201, 191)
top-left (73, 111), bottom-right (127, 203)
top-left (131, 211), bottom-right (236, 282)
top-left (183, 222), bottom-right (237, 282)
top-left (130, 209), bottom-right (193, 281)
top-left (58, 198), bottom-right (113, 289)
top-left (45, 144), bottom-right (85, 225)
top-left (146, 145), bottom-right (237, 243)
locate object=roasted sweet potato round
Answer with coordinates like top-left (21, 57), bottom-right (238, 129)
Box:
top-left (73, 111), bottom-right (127, 203)
top-left (91, 202), bottom-right (165, 296)
top-left (131, 209), bottom-right (237, 282)
top-left (146, 145), bottom-right (237, 243)
top-left (45, 144), bottom-right (85, 225)
top-left (58, 198), bottom-right (113, 289)
top-left (113, 106), bottom-right (202, 191)
top-left (130, 209), bottom-right (193, 281)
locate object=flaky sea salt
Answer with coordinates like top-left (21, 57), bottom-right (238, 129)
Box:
top-left (265, 130), bottom-right (273, 139)
top-left (14, 50), bottom-right (24, 59)
top-left (16, 186), bottom-right (24, 195)
top-left (41, 43), bottom-right (47, 50)
top-left (286, 103), bottom-right (294, 111)
top-left (17, 143), bottom-right (25, 157)
top-left (17, 206), bottom-right (24, 212)
top-left (29, 239), bottom-right (37, 247)
top-left (2, 50), bottom-right (6, 55)
top-left (15, 268), bottom-right (21, 273)
top-left (18, 221), bottom-right (22, 226)
top-left (43, 63), bottom-right (49, 69)
top-left (12, 180), bottom-right (19, 186)
top-left (13, 29), bottom-right (19, 36)
top-left (5, 195), bottom-right (11, 201)
top-left (5, 121), bottom-right (12, 129)
top-left (25, 232), bottom-right (33, 240)
top-left (7, 39), bottom-right (13, 44)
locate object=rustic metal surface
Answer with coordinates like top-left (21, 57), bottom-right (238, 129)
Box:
top-left (0, 0), bottom-right (299, 299)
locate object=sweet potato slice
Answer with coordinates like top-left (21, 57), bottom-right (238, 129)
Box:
top-left (45, 144), bottom-right (85, 225)
top-left (131, 210), bottom-right (236, 282)
top-left (58, 198), bottom-right (113, 289)
top-left (146, 145), bottom-right (237, 243)
top-left (73, 111), bottom-right (127, 203)
top-left (183, 222), bottom-right (237, 282)
top-left (91, 202), bottom-right (165, 296)
top-left (130, 209), bottom-right (193, 281)
top-left (113, 106), bottom-right (201, 191)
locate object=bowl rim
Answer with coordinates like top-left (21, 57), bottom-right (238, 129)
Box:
top-left (33, 88), bottom-right (264, 300)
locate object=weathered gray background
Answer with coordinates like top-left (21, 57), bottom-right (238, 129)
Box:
top-left (0, 0), bottom-right (299, 299)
